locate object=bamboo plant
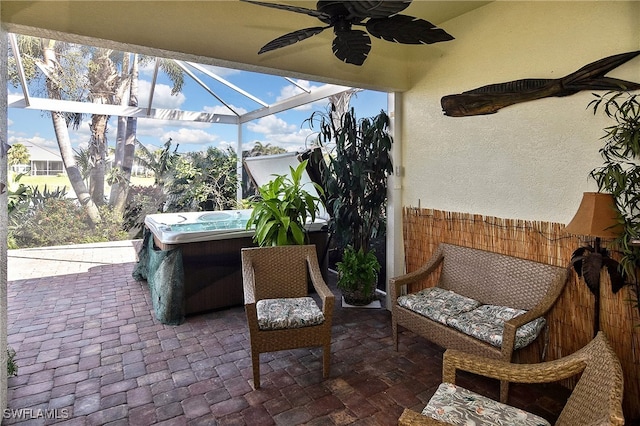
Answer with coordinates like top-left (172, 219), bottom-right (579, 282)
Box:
top-left (588, 91), bottom-right (640, 319)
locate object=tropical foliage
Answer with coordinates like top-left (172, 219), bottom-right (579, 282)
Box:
top-left (7, 136), bottom-right (244, 247)
top-left (310, 106), bottom-right (393, 253)
top-left (246, 160), bottom-right (323, 246)
top-left (7, 35), bottom-right (185, 225)
top-left (163, 147), bottom-right (239, 212)
top-left (8, 195), bottom-right (127, 249)
top-left (7, 143), bottom-right (30, 166)
top-left (307, 105), bottom-right (393, 304)
top-left (335, 246), bottom-right (381, 305)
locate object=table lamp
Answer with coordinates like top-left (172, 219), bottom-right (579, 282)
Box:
top-left (565, 192), bottom-right (624, 336)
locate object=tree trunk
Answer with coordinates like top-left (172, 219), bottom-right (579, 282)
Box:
top-left (42, 40), bottom-right (102, 225)
top-left (109, 53), bottom-right (131, 207)
top-left (88, 115), bottom-right (107, 205)
top-left (112, 54), bottom-right (139, 215)
top-left (87, 48), bottom-right (117, 206)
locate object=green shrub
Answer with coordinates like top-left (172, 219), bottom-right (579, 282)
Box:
top-left (9, 198), bottom-right (127, 248)
top-left (123, 185), bottom-right (165, 238)
top-left (7, 347), bottom-right (17, 377)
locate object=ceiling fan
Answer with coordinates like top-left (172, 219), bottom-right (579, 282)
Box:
top-left (241, 0), bottom-right (454, 66)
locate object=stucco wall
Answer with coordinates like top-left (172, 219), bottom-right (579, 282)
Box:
top-left (402, 1), bottom-right (640, 224)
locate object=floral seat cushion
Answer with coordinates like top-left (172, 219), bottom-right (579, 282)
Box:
top-left (423, 383), bottom-right (551, 426)
top-left (397, 287), bottom-right (481, 325)
top-left (256, 297), bottom-right (325, 331)
top-left (446, 305), bottom-right (546, 350)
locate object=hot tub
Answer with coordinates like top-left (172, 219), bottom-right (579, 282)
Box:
top-left (144, 209), bottom-right (327, 245)
top-left (140, 209), bottom-right (329, 322)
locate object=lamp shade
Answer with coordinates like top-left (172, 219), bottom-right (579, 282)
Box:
top-left (565, 192), bottom-right (623, 238)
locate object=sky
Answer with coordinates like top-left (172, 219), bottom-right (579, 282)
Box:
top-left (7, 42), bottom-right (389, 157)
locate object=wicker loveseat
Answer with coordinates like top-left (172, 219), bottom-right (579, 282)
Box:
top-left (390, 243), bottom-right (568, 402)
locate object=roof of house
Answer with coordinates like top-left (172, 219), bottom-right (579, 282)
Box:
top-left (19, 142), bottom-right (62, 162)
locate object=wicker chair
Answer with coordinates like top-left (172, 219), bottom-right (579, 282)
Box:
top-left (398, 332), bottom-right (624, 426)
top-left (241, 245), bottom-right (335, 389)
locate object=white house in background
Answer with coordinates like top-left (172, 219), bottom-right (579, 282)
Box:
top-left (12, 142), bottom-right (64, 176)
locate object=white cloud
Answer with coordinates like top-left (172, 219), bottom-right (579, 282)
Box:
top-left (277, 79), bottom-right (315, 101)
top-left (162, 128), bottom-right (220, 146)
top-left (246, 115), bottom-right (315, 152)
top-left (277, 79), bottom-right (328, 111)
top-left (219, 140), bottom-right (241, 152)
top-left (247, 115), bottom-right (296, 135)
top-left (67, 118), bottom-right (93, 148)
top-left (137, 79), bottom-right (186, 109)
top-left (204, 104), bottom-right (248, 116)
top-left (138, 59), bottom-right (156, 77)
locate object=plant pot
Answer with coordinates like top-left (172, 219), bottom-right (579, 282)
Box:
top-left (341, 280), bottom-right (377, 306)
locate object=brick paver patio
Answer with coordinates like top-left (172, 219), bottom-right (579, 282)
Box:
top-left (5, 241), bottom-right (569, 425)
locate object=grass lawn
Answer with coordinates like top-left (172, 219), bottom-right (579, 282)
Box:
top-left (14, 173), bottom-right (154, 193)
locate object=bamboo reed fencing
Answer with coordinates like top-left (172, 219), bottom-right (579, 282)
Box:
top-left (402, 206), bottom-right (640, 420)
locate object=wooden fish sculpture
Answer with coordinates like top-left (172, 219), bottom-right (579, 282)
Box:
top-left (441, 50), bottom-right (640, 117)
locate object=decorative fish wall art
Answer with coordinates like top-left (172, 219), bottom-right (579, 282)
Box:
top-left (441, 50), bottom-right (640, 117)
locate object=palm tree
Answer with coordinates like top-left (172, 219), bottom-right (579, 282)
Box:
top-left (87, 47), bottom-right (119, 205)
top-left (246, 141), bottom-right (287, 157)
top-left (8, 35), bottom-right (101, 225)
top-left (10, 36), bottom-right (186, 222)
top-left (134, 139), bottom-right (180, 187)
top-left (109, 56), bottom-right (184, 215)
top-left (40, 38), bottom-right (102, 225)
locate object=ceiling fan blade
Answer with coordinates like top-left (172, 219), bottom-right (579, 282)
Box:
top-left (332, 30), bottom-right (371, 66)
top-left (258, 27), bottom-right (328, 54)
top-left (344, 1), bottom-right (412, 19)
top-left (241, 0), bottom-right (330, 20)
top-left (366, 15), bottom-right (454, 44)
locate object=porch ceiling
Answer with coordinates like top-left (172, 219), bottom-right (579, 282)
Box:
top-left (1, 1), bottom-right (490, 92)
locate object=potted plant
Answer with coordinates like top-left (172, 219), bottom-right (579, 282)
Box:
top-left (246, 159), bottom-right (324, 246)
top-left (308, 105), bottom-right (393, 305)
top-left (335, 246), bottom-right (381, 305)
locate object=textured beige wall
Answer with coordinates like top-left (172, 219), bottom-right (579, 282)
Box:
top-left (402, 1), bottom-right (640, 224)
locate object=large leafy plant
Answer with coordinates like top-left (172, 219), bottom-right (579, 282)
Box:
top-left (246, 160), bottom-right (323, 246)
top-left (308, 105), bottom-right (393, 304)
top-left (311, 106), bottom-right (393, 253)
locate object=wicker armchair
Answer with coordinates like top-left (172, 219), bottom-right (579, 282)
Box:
top-left (241, 245), bottom-right (335, 389)
top-left (398, 332), bottom-right (624, 426)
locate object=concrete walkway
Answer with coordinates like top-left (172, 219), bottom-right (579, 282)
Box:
top-left (7, 240), bottom-right (141, 281)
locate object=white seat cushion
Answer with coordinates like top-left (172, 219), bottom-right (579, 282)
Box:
top-left (446, 304), bottom-right (546, 349)
top-left (422, 383), bottom-right (551, 426)
top-left (397, 287), bottom-right (481, 325)
top-left (256, 297), bottom-right (324, 330)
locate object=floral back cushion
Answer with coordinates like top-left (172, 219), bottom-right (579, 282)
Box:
top-left (397, 287), bottom-right (481, 325)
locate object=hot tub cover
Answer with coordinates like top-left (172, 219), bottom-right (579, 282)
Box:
top-left (133, 229), bottom-right (185, 324)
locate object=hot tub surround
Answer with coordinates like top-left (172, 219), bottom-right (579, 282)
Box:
top-left (136, 209), bottom-right (329, 324)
